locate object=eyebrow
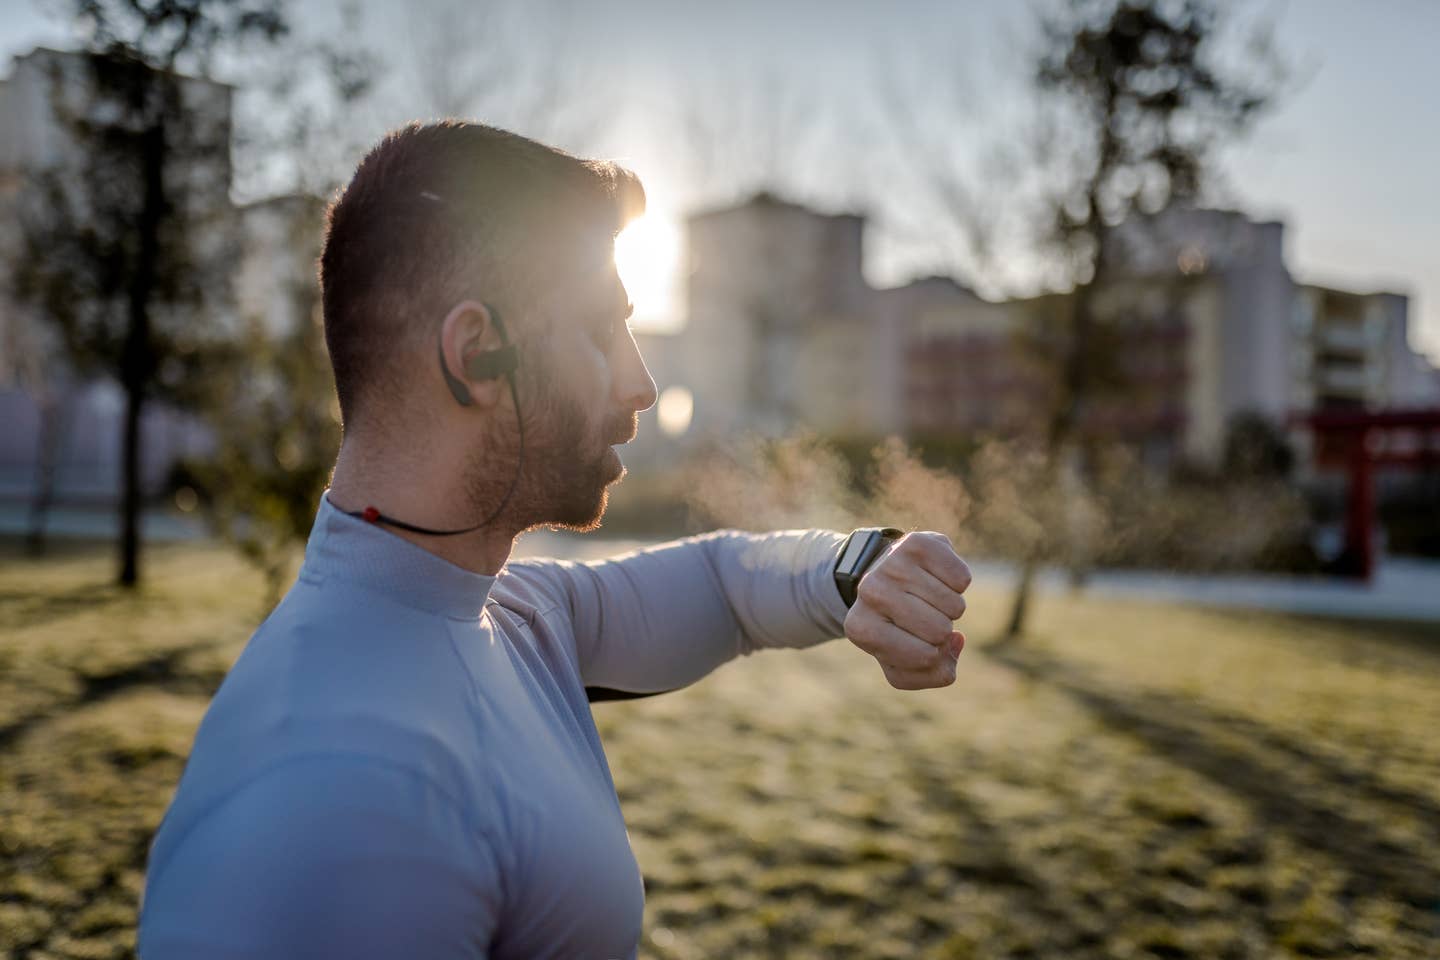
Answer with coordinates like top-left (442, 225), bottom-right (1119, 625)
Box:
top-left (623, 301), bottom-right (635, 320)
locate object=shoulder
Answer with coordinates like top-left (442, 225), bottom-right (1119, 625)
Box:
top-left (139, 752), bottom-right (512, 957)
top-left (491, 558), bottom-right (574, 619)
top-left (179, 584), bottom-right (494, 840)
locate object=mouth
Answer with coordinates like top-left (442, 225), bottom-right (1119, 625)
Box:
top-left (601, 414), bottom-right (636, 451)
top-left (607, 413), bottom-right (639, 447)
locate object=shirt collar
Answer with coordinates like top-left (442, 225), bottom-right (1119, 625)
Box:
top-left (298, 490), bottom-right (497, 620)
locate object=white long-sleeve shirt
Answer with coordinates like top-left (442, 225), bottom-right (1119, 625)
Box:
top-left (137, 491), bottom-right (850, 958)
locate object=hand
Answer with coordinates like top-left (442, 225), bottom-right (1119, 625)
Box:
top-left (842, 531), bottom-right (971, 690)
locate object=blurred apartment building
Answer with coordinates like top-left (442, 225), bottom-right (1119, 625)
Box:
top-left (0, 47), bottom-right (315, 504)
top-left (648, 193), bottom-right (1440, 475)
top-left (643, 193), bottom-right (1035, 460)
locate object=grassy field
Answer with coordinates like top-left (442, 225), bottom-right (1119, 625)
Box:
top-left (1, 540), bottom-right (1437, 959)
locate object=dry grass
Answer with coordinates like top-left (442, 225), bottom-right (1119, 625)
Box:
top-left (1, 540), bottom-right (1437, 958)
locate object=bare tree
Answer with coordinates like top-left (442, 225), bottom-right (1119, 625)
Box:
top-left (997, 0), bottom-right (1285, 637)
top-left (670, 59), bottom-right (838, 210)
top-left (399, 0), bottom-right (606, 154)
top-left (13, 0), bottom-right (288, 587)
top-left (190, 194), bottom-right (340, 610)
top-left (875, 0), bottom-right (1285, 638)
top-left (186, 7), bottom-right (380, 606)
top-left (228, 0), bottom-right (383, 202)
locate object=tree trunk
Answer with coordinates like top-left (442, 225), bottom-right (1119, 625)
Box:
top-left (1004, 555), bottom-right (1037, 640)
top-left (118, 120), bottom-right (166, 588)
top-left (119, 376), bottom-right (144, 586)
top-left (1003, 232), bottom-right (1106, 638)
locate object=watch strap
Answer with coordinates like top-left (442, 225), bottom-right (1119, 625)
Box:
top-left (834, 526), bottom-right (904, 608)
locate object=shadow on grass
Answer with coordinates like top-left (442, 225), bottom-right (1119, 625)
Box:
top-left (1200, 607), bottom-right (1440, 668)
top-left (989, 641), bottom-right (1440, 916)
top-left (0, 582), bottom-right (124, 631)
top-left (7, 830), bottom-right (154, 958)
top-left (0, 642), bottom-right (227, 753)
top-left (905, 759), bottom-right (1110, 954)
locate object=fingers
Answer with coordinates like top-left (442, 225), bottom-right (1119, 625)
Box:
top-left (845, 604), bottom-right (951, 672)
top-left (876, 645), bottom-right (959, 690)
top-left (856, 576), bottom-right (954, 643)
top-left (844, 529), bottom-right (973, 692)
top-left (886, 532), bottom-right (972, 595)
top-left (859, 548), bottom-right (967, 622)
top-left (904, 565), bottom-right (968, 622)
top-left (912, 533), bottom-right (972, 594)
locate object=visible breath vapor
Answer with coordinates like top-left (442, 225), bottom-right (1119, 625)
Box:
top-left (680, 430), bottom-right (1312, 575)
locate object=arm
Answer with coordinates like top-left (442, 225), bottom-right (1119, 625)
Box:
top-left (507, 528), bottom-right (850, 697)
top-left (137, 754), bottom-right (505, 958)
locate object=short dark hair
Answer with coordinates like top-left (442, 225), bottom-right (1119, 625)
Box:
top-left (318, 120), bottom-right (644, 427)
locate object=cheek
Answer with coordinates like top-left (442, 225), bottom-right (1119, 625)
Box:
top-left (541, 334), bottom-right (613, 424)
top-left (559, 329), bottom-right (609, 384)
top-left (580, 346), bottom-right (616, 405)
top-left (553, 363), bottom-right (606, 439)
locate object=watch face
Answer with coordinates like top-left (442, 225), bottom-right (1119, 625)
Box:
top-left (838, 532), bottom-right (872, 573)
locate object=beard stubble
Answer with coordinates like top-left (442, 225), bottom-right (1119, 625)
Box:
top-left (461, 360), bottom-right (631, 535)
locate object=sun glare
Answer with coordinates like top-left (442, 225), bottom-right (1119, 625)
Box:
top-left (613, 214), bottom-right (681, 330)
top-left (656, 386), bottom-right (694, 436)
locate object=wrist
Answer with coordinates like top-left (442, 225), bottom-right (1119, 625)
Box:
top-left (833, 526), bottom-right (903, 608)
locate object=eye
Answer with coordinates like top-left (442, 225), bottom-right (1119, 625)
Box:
top-left (590, 302), bottom-right (634, 350)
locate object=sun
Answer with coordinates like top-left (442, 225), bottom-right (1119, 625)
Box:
top-left (613, 213), bottom-right (681, 330)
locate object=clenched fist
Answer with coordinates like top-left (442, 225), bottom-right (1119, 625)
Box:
top-left (842, 531), bottom-right (972, 690)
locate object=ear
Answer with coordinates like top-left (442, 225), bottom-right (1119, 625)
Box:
top-left (439, 300), bottom-right (505, 410)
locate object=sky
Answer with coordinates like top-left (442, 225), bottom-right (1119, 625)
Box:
top-left (2, 0), bottom-right (1436, 362)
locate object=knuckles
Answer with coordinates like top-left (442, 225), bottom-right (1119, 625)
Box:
top-left (855, 571), bottom-right (887, 608)
top-left (844, 605), bottom-right (883, 654)
top-left (944, 594), bottom-right (968, 621)
top-left (894, 532), bottom-right (972, 592)
top-left (954, 558), bottom-right (974, 592)
top-left (842, 604), bottom-right (868, 644)
top-left (895, 531), bottom-right (943, 558)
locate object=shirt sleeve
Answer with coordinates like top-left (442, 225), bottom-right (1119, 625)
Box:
top-left (506, 527), bottom-right (850, 695)
top-left (137, 753), bottom-right (506, 959)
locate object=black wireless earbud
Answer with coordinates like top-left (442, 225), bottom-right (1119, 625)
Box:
top-left (345, 301), bottom-right (526, 537)
top-left (439, 304), bottom-right (520, 407)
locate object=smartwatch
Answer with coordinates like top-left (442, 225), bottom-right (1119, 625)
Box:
top-left (833, 526), bottom-right (904, 608)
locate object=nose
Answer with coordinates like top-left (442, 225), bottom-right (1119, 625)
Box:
top-left (615, 327), bottom-right (658, 414)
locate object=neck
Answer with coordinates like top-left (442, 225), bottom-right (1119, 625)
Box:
top-left (326, 436), bottom-right (518, 577)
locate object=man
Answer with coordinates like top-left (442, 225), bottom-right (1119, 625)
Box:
top-left (136, 121), bottom-right (972, 958)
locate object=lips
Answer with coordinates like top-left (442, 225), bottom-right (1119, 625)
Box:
top-left (607, 412), bottom-right (639, 446)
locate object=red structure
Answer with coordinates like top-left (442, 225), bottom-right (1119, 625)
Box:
top-left (1291, 408), bottom-right (1440, 580)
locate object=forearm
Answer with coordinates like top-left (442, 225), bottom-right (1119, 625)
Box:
top-left (695, 527), bottom-right (850, 656)
top-left (512, 528), bottom-right (849, 695)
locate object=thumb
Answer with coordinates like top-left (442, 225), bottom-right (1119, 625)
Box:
top-left (948, 630), bottom-right (966, 658)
